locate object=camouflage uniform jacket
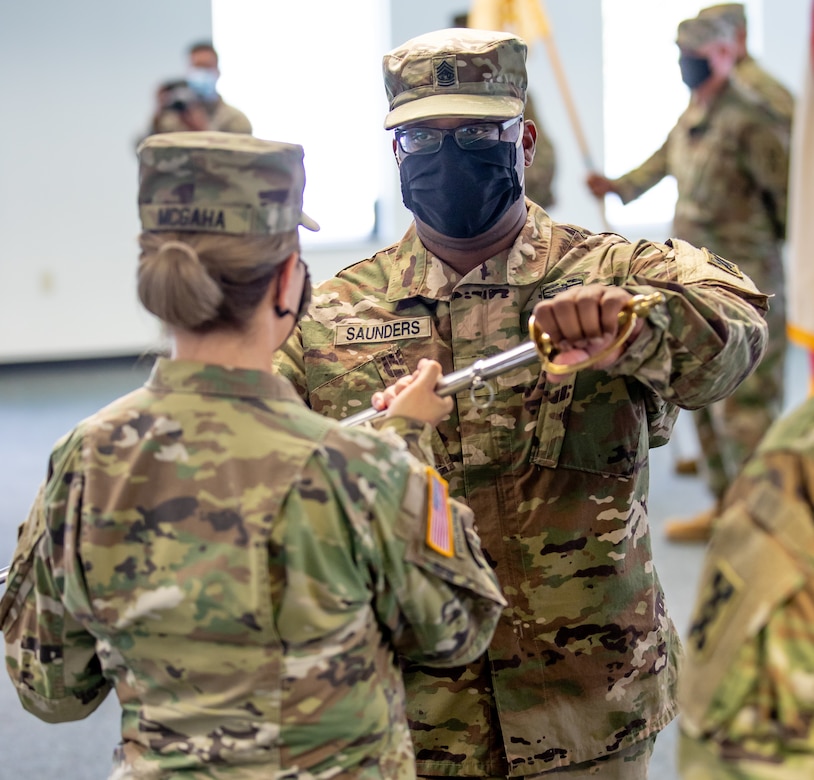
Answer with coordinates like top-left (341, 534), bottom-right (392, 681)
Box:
top-left (733, 54), bottom-right (795, 126)
top-left (678, 396), bottom-right (814, 776)
top-left (611, 81), bottom-right (789, 300)
top-left (0, 359), bottom-right (505, 780)
top-left (152, 98), bottom-right (252, 135)
top-left (274, 202), bottom-right (769, 776)
top-left (207, 99), bottom-right (252, 134)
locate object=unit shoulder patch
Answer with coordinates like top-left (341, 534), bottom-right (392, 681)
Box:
top-left (686, 557), bottom-right (743, 659)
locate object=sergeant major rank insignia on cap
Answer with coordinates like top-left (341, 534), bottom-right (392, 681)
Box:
top-left (434, 56), bottom-right (458, 88)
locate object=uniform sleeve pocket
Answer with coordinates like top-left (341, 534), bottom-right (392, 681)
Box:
top-left (529, 376), bottom-right (574, 468)
top-left (0, 483), bottom-right (46, 628)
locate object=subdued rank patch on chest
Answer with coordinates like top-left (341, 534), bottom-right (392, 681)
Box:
top-left (540, 277), bottom-right (585, 299)
top-left (707, 253), bottom-right (744, 278)
top-left (425, 467), bottom-right (454, 558)
top-left (334, 317), bottom-right (432, 346)
top-left (686, 558), bottom-right (742, 658)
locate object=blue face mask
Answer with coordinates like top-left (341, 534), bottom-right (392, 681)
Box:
top-left (187, 68), bottom-right (219, 101)
top-left (679, 55), bottom-right (712, 89)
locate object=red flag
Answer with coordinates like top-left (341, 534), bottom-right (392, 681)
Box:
top-left (787, 0), bottom-right (814, 389)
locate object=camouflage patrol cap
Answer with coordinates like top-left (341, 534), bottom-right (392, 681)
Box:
top-left (137, 131), bottom-right (319, 235)
top-left (676, 16), bottom-right (735, 50)
top-left (698, 3), bottom-right (747, 29)
top-left (382, 28), bottom-right (527, 130)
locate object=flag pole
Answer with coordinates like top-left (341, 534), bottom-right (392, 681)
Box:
top-left (523, 0), bottom-right (609, 229)
top-left (468, 0), bottom-right (609, 228)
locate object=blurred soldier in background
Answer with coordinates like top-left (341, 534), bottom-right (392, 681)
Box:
top-left (519, 91), bottom-right (557, 208)
top-left (677, 395), bottom-right (814, 778)
top-left (145, 78), bottom-right (209, 137)
top-left (146, 41), bottom-right (252, 137)
top-left (700, 2), bottom-right (795, 128)
top-left (587, 15), bottom-right (789, 543)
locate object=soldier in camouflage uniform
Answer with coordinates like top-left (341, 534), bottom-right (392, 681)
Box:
top-left (586, 16), bottom-right (789, 543)
top-left (677, 396), bottom-right (814, 778)
top-left (273, 28), bottom-right (770, 779)
top-left (0, 131), bottom-right (506, 780)
top-left (150, 42), bottom-right (253, 137)
top-left (699, 3), bottom-right (795, 128)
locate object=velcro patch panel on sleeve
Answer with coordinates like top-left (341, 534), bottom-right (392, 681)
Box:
top-left (425, 466), bottom-right (454, 558)
top-left (540, 277), bottom-right (585, 299)
top-left (706, 252), bottom-right (744, 278)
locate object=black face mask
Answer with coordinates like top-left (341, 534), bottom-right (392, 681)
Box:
top-left (399, 136), bottom-right (522, 239)
top-left (679, 54), bottom-right (713, 89)
top-left (274, 260), bottom-right (312, 321)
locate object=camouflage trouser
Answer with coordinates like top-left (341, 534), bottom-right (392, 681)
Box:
top-left (418, 735), bottom-right (656, 780)
top-left (678, 732), bottom-right (814, 779)
top-left (693, 308), bottom-right (785, 500)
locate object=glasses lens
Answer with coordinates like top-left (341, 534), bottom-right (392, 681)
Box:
top-left (397, 119), bottom-right (521, 155)
top-left (454, 123), bottom-right (500, 149)
top-left (398, 127), bottom-right (442, 155)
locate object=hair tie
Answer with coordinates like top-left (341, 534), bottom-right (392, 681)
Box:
top-left (156, 240), bottom-right (200, 265)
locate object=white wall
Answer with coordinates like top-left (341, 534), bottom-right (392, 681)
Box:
top-left (1, 1), bottom-right (808, 363)
top-left (762, 0), bottom-right (809, 92)
top-left (0, 0), bottom-right (212, 363)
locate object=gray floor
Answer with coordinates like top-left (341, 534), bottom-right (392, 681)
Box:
top-left (0, 345), bottom-right (809, 779)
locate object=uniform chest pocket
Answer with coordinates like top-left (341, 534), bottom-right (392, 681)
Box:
top-left (309, 345), bottom-right (454, 475)
top-left (530, 372), bottom-right (644, 478)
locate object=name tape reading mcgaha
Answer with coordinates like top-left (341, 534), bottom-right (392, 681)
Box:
top-left (335, 317), bottom-right (432, 345)
top-left (139, 204), bottom-right (255, 233)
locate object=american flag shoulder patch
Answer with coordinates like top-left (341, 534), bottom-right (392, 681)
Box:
top-left (425, 466), bottom-right (454, 557)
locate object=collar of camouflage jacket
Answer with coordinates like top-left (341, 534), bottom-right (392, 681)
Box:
top-left (683, 80), bottom-right (737, 133)
top-left (385, 200), bottom-right (556, 302)
top-left (146, 357), bottom-right (304, 402)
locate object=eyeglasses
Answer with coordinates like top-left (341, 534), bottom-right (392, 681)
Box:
top-left (395, 117), bottom-right (523, 155)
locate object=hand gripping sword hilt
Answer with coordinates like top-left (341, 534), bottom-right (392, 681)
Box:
top-left (527, 292), bottom-right (664, 376)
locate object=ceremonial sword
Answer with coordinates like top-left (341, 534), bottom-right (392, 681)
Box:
top-left (0, 293), bottom-right (663, 588)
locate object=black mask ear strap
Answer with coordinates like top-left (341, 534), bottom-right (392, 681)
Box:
top-left (274, 258), bottom-right (311, 320)
top-left (274, 263), bottom-right (294, 318)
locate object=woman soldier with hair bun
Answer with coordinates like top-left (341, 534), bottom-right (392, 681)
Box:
top-left (0, 131), bottom-right (505, 780)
